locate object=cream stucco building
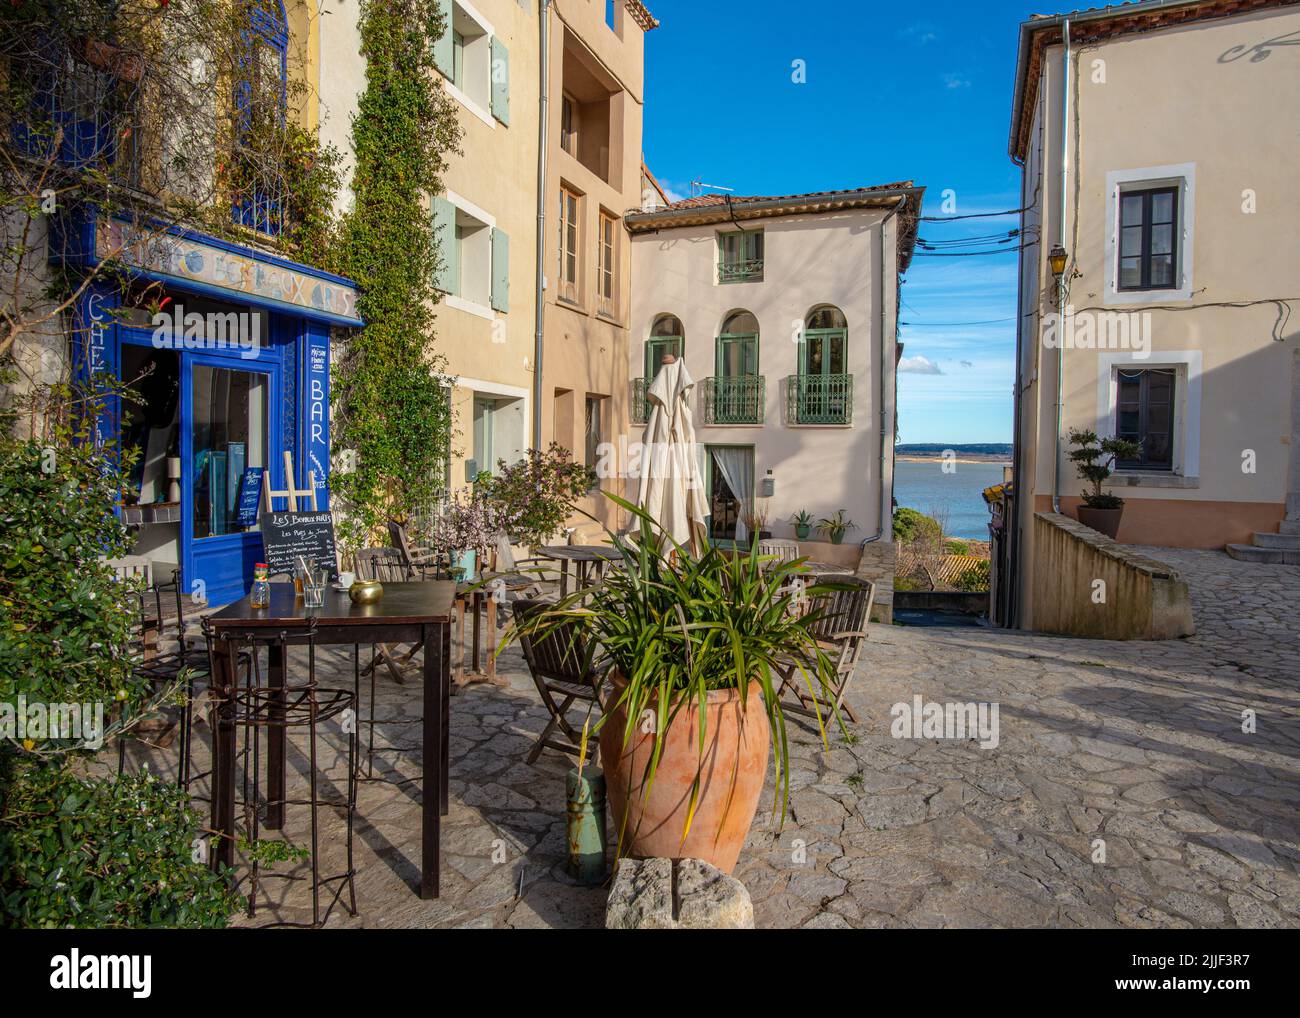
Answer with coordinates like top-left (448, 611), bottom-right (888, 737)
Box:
top-left (1004, 0), bottom-right (1300, 627)
top-left (419, 0), bottom-right (656, 519)
top-left (626, 184), bottom-right (925, 615)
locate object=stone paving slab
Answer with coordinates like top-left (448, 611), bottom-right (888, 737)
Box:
top-left (122, 554), bottom-right (1300, 928)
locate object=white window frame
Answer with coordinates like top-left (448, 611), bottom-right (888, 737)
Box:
top-left (1097, 349), bottom-right (1201, 479)
top-left (444, 189), bottom-right (497, 321)
top-left (445, 0), bottom-right (496, 129)
top-left (1104, 163), bottom-right (1195, 305)
top-left (459, 376), bottom-right (532, 462)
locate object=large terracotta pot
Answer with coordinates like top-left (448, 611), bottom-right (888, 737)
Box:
top-left (1076, 505), bottom-right (1123, 539)
top-left (600, 677), bottom-right (771, 874)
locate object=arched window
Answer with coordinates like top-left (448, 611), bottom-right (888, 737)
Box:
top-left (717, 311), bottom-right (759, 376)
top-left (233, 0), bottom-right (289, 235)
top-left (802, 305), bottom-right (847, 376)
top-left (793, 305), bottom-right (850, 424)
top-left (645, 314), bottom-right (684, 378)
top-left (711, 310), bottom-right (762, 424)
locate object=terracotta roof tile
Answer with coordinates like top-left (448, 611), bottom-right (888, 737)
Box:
top-left (657, 181), bottom-right (915, 212)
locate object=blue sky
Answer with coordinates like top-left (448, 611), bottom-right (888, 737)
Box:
top-left (641, 0), bottom-right (1038, 443)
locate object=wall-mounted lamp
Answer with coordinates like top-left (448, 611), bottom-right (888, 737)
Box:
top-left (1048, 245), bottom-right (1069, 279)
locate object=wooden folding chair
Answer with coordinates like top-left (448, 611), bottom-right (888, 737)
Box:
top-left (354, 547), bottom-right (421, 683)
top-left (756, 539), bottom-right (801, 568)
top-left (387, 520), bottom-right (439, 578)
top-left (512, 598), bottom-right (605, 764)
top-left (778, 575), bottom-right (874, 723)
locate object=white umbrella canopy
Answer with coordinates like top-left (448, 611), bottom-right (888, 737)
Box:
top-left (636, 357), bottom-right (708, 554)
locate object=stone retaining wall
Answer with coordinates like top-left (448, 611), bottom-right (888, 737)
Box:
top-left (1030, 512), bottom-right (1194, 640)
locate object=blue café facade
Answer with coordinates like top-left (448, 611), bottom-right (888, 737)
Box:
top-left (57, 213), bottom-right (362, 606)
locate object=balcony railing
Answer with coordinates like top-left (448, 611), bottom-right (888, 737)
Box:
top-left (787, 373), bottom-right (853, 425)
top-left (702, 375), bottom-right (765, 425)
top-left (718, 259), bottom-right (764, 284)
top-left (630, 378), bottom-right (649, 424)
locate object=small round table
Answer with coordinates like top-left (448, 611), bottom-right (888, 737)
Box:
top-left (536, 545), bottom-right (624, 597)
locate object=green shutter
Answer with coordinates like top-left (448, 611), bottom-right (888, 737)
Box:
top-left (431, 0), bottom-right (453, 78)
top-left (432, 196), bottom-right (457, 294)
top-left (491, 227), bottom-right (509, 312)
top-left (490, 37), bottom-right (510, 125)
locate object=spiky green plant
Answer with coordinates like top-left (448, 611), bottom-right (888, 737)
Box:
top-left (506, 493), bottom-right (848, 842)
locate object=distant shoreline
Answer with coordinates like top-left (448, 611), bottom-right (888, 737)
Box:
top-left (896, 454), bottom-right (1012, 465)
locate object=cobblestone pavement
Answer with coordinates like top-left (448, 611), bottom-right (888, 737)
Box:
top-left (140, 552), bottom-right (1299, 928)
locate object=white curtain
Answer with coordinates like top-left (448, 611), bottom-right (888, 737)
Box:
top-left (710, 447), bottom-right (753, 543)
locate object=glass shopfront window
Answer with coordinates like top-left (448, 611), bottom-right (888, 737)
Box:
top-left (191, 365), bottom-right (269, 539)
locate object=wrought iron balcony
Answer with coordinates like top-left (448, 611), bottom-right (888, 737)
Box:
top-left (718, 259), bottom-right (764, 284)
top-left (702, 375), bottom-right (765, 425)
top-left (787, 373), bottom-right (853, 425)
top-left (630, 377), bottom-right (649, 424)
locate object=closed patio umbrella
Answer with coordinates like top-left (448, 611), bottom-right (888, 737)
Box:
top-left (636, 356), bottom-right (708, 554)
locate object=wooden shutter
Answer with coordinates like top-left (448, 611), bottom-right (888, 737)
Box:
top-left (491, 227), bottom-right (509, 312)
top-left (490, 37), bottom-right (510, 125)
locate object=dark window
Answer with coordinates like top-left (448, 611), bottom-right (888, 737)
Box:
top-left (1118, 186), bottom-right (1178, 291)
top-left (1116, 368), bottom-right (1176, 470)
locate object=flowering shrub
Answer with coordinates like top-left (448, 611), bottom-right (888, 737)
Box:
top-left (478, 444), bottom-right (596, 547)
top-left (428, 485), bottom-right (517, 559)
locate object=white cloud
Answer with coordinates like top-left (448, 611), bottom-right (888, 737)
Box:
top-left (898, 355), bottom-right (944, 376)
top-left (943, 73), bottom-right (972, 90)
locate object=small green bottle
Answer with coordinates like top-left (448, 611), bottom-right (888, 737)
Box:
top-left (250, 562), bottom-right (271, 608)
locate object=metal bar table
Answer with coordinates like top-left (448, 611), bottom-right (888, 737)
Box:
top-left (205, 581), bottom-right (455, 899)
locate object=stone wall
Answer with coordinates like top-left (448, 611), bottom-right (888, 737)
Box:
top-left (1030, 512), bottom-right (1194, 640)
top-left (853, 540), bottom-right (895, 625)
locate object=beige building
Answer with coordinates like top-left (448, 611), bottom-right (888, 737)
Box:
top-left (626, 184), bottom-right (925, 614)
top-left (538, 0), bottom-right (657, 530)
top-left (335, 0), bottom-right (658, 515)
top-left (1006, 0), bottom-right (1300, 626)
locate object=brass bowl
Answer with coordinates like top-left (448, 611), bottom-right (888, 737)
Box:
top-left (348, 579), bottom-right (383, 604)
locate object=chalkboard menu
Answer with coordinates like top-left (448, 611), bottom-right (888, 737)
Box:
top-left (235, 467), bottom-right (264, 527)
top-left (259, 511), bottom-right (339, 581)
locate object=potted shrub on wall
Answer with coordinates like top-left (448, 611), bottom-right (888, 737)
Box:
top-left (791, 510), bottom-right (813, 540)
top-left (1066, 428), bottom-right (1142, 539)
top-left (817, 509), bottom-right (857, 545)
top-left (508, 495), bottom-right (844, 873)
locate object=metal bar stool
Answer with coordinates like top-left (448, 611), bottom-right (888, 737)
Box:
top-left (203, 620), bottom-right (359, 929)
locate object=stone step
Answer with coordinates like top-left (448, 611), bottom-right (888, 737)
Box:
top-left (1287, 492), bottom-right (1300, 520)
top-left (1279, 519), bottom-right (1300, 536)
top-left (1226, 543), bottom-right (1300, 565)
top-left (1253, 531), bottom-right (1300, 550)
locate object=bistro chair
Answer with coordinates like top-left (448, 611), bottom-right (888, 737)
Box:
top-left (202, 620), bottom-right (358, 928)
top-left (512, 598), bottom-right (605, 764)
top-left (387, 520), bottom-right (440, 579)
top-left (756, 539), bottom-right (802, 568)
top-left (777, 575), bottom-right (874, 724)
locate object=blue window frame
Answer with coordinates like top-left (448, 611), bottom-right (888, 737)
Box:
top-left (233, 0), bottom-right (290, 236)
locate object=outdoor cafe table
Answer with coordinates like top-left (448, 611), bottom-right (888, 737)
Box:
top-left (536, 545), bottom-right (624, 597)
top-left (205, 581), bottom-right (456, 899)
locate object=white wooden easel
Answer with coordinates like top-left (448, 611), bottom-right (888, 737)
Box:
top-left (262, 450), bottom-right (319, 511)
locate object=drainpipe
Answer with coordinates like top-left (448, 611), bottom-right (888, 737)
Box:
top-left (1051, 18), bottom-right (1071, 514)
top-left (861, 197), bottom-right (907, 548)
top-left (532, 0), bottom-right (552, 449)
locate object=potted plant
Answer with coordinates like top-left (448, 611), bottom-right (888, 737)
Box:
top-left (739, 504), bottom-right (770, 542)
top-left (1066, 428), bottom-right (1141, 539)
top-left (816, 509), bottom-right (857, 545)
top-left (791, 509), bottom-right (813, 540)
top-left (508, 495), bottom-right (844, 873)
